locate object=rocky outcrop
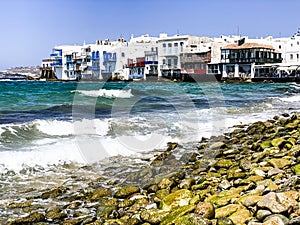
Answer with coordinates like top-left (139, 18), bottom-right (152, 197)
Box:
top-left (4, 113), bottom-right (300, 225)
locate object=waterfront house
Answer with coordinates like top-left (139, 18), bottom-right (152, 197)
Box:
top-left (220, 38), bottom-right (282, 80)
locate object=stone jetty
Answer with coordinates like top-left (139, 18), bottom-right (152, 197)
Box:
top-left (4, 113), bottom-right (300, 225)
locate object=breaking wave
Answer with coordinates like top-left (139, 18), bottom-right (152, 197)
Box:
top-left (75, 89), bottom-right (133, 98)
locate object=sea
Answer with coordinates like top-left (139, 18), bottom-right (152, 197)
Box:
top-left (0, 80), bottom-right (300, 216)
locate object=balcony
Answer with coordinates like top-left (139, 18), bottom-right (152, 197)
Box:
top-left (145, 61), bottom-right (158, 65)
top-left (50, 62), bottom-right (62, 67)
top-left (50, 53), bottom-right (58, 57)
top-left (90, 66), bottom-right (100, 71)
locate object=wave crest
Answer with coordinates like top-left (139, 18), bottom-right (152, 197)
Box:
top-left (76, 89), bottom-right (133, 98)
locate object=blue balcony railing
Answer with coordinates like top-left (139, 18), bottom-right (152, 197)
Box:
top-left (50, 62), bottom-right (62, 67)
top-left (90, 66), bottom-right (100, 71)
top-left (50, 53), bottom-right (58, 57)
top-left (103, 52), bottom-right (116, 62)
top-left (145, 61), bottom-right (158, 65)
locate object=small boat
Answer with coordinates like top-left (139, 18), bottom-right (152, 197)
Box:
top-left (0, 74), bottom-right (27, 81)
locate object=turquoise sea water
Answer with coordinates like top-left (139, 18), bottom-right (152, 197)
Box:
top-left (0, 81), bottom-right (300, 170)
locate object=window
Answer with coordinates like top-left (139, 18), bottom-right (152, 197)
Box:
top-left (173, 58), bottom-right (178, 67)
top-left (163, 43), bottom-right (166, 54)
top-left (121, 52), bottom-right (125, 57)
top-left (180, 42), bottom-right (184, 52)
top-left (168, 59), bottom-right (172, 66)
top-left (168, 43), bottom-right (172, 54)
top-left (279, 45), bottom-right (281, 49)
top-left (297, 54), bottom-right (299, 60)
top-left (163, 59), bottom-right (166, 65)
top-left (290, 54), bottom-right (293, 60)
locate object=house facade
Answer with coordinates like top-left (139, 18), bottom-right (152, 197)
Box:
top-left (220, 40), bottom-right (282, 79)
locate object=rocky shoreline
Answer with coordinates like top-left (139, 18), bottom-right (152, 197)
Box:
top-left (3, 113), bottom-right (300, 225)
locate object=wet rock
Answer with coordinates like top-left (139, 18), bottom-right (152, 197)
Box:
top-left (174, 213), bottom-right (212, 225)
top-left (219, 179), bottom-right (231, 190)
top-left (292, 163), bottom-right (300, 175)
top-left (8, 200), bottom-right (33, 209)
top-left (145, 184), bottom-right (159, 193)
top-left (45, 207), bottom-right (67, 221)
top-left (96, 205), bottom-right (117, 219)
top-left (194, 201), bottom-right (215, 219)
top-left (178, 178), bottom-right (195, 189)
top-left (240, 158), bottom-right (253, 171)
top-left (238, 195), bottom-right (263, 207)
top-left (214, 159), bottom-right (233, 169)
top-left (159, 189), bottom-right (192, 211)
top-left (216, 216), bottom-right (234, 225)
top-left (140, 208), bottom-right (169, 224)
top-left (61, 218), bottom-right (84, 225)
top-left (118, 198), bottom-right (134, 208)
top-left (114, 186), bottom-right (140, 198)
top-left (160, 205), bottom-right (195, 225)
top-left (256, 209), bottom-right (272, 221)
top-left (271, 138), bottom-right (286, 149)
top-left (7, 212), bottom-right (45, 225)
top-left (267, 168), bottom-right (284, 177)
top-left (261, 140), bottom-right (272, 149)
top-left (263, 214), bottom-right (289, 225)
top-left (88, 188), bottom-right (112, 202)
top-left (40, 187), bottom-right (66, 199)
top-left (158, 178), bottom-right (174, 190)
top-left (229, 206), bottom-right (251, 224)
top-left (257, 191), bottom-right (298, 214)
top-left (268, 158), bottom-right (292, 169)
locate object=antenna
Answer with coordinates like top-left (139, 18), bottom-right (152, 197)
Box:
top-left (237, 25), bottom-right (240, 36)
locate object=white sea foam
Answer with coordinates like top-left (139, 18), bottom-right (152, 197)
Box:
top-left (36, 118), bottom-right (110, 136)
top-left (277, 94), bottom-right (300, 103)
top-left (0, 138), bottom-right (85, 172)
top-left (76, 89), bottom-right (133, 98)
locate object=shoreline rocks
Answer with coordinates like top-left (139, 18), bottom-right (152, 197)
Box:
top-left (4, 113), bottom-right (300, 224)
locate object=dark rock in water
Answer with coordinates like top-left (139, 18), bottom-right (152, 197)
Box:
top-left (282, 113), bottom-right (290, 117)
top-left (60, 218), bottom-right (84, 225)
top-left (96, 205), bottom-right (117, 219)
top-left (45, 207), bottom-right (67, 221)
top-left (7, 212), bottom-right (45, 224)
top-left (114, 185), bottom-right (140, 198)
top-left (167, 142), bottom-right (178, 151)
top-left (8, 200), bottom-right (33, 209)
top-left (216, 216), bottom-right (234, 225)
top-left (145, 183), bottom-right (159, 193)
top-left (40, 187), bottom-right (66, 199)
top-left (87, 187), bottom-right (112, 202)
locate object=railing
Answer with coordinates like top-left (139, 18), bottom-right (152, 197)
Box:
top-left (50, 62), bottom-right (62, 67)
top-left (90, 66), bottom-right (100, 71)
top-left (145, 61), bottom-right (158, 65)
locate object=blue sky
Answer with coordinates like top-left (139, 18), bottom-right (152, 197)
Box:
top-left (0, 0), bottom-right (299, 71)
